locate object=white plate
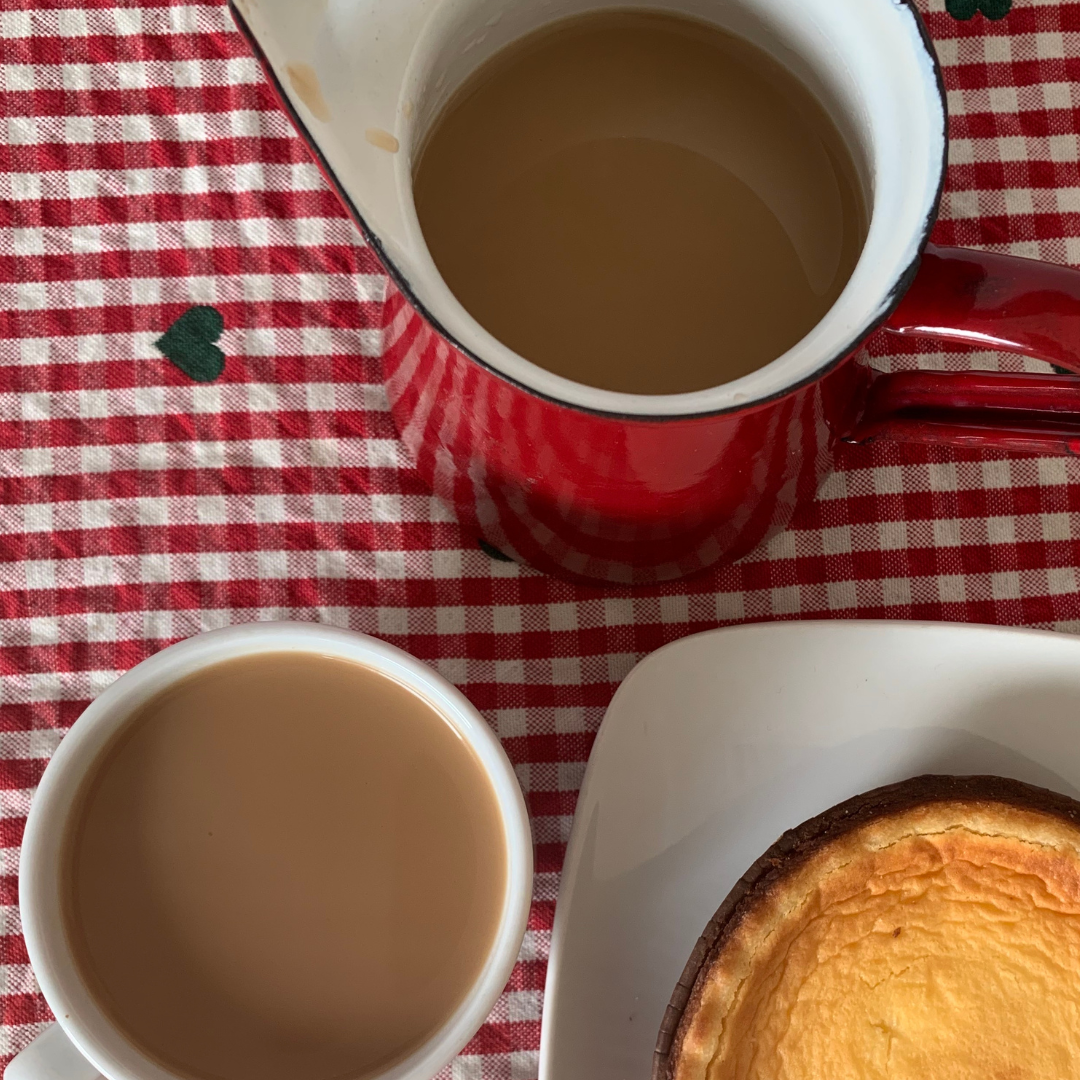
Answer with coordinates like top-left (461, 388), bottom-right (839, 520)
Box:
top-left (538, 620), bottom-right (1080, 1080)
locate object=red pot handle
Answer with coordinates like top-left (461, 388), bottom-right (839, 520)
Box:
top-left (840, 243), bottom-right (1080, 455)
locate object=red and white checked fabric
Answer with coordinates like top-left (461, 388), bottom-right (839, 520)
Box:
top-left (3, 0), bottom-right (1080, 1075)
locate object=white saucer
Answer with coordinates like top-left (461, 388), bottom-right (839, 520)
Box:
top-left (538, 620), bottom-right (1080, 1080)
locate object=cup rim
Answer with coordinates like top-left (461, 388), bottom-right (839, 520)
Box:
top-left (228, 0), bottom-right (947, 422)
top-left (19, 622), bottom-right (533, 1080)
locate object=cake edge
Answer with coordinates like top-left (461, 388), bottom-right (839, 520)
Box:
top-left (651, 773), bottom-right (1080, 1080)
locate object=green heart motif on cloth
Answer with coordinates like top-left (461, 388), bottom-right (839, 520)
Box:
top-left (946, 0), bottom-right (1011, 19)
top-left (155, 306), bottom-right (226, 382)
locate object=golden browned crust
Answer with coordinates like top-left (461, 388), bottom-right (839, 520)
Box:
top-left (653, 774), bottom-right (1080, 1080)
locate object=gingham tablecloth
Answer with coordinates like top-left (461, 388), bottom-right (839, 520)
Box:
top-left (3, 0), bottom-right (1080, 1075)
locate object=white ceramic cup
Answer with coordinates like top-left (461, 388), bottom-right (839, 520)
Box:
top-left (8, 623), bottom-right (534, 1080)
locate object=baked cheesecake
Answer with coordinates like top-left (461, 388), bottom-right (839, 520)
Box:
top-left (655, 775), bottom-right (1080, 1080)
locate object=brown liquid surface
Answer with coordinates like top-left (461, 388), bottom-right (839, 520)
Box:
top-left (63, 654), bottom-right (507, 1080)
top-left (413, 11), bottom-right (867, 395)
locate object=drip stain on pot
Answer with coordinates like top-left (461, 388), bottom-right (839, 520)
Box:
top-left (286, 62), bottom-right (331, 122)
top-left (366, 128), bottom-right (400, 153)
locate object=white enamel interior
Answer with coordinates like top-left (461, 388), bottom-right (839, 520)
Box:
top-left (19, 624), bottom-right (533, 1080)
top-left (235, 0), bottom-right (946, 416)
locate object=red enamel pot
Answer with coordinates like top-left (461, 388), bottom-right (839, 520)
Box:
top-left (231, 0), bottom-right (1080, 584)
